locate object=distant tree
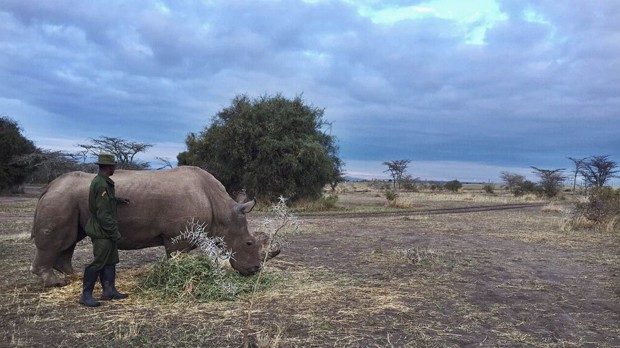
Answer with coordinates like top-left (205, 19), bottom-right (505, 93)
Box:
top-left (568, 157), bottom-right (587, 192)
top-left (383, 159), bottom-right (411, 191)
top-left (0, 116), bottom-right (37, 192)
top-left (578, 155), bottom-right (618, 188)
top-left (500, 171), bottom-right (542, 196)
top-left (500, 171), bottom-right (525, 195)
top-left (444, 179), bottom-right (462, 192)
top-left (179, 94), bottom-right (342, 201)
top-left (77, 136), bottom-right (152, 170)
top-left (25, 150), bottom-right (80, 183)
top-left (531, 167), bottom-right (566, 198)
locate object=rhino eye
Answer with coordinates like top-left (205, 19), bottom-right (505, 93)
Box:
top-left (246, 240), bottom-right (254, 246)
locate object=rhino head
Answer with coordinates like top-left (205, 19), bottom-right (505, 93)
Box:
top-left (211, 199), bottom-right (262, 276)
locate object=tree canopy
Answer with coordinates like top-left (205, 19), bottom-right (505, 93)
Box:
top-left (383, 160), bottom-right (411, 190)
top-left (77, 136), bottom-right (152, 170)
top-left (178, 94), bottom-right (343, 201)
top-left (578, 155), bottom-right (618, 188)
top-left (0, 116), bottom-right (37, 192)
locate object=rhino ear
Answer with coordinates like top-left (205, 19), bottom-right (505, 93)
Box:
top-left (234, 189), bottom-right (249, 204)
top-left (235, 199), bottom-right (256, 214)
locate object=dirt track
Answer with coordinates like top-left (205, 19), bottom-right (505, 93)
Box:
top-left (300, 202), bottom-right (547, 219)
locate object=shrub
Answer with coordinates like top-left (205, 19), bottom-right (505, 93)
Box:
top-left (368, 179), bottom-right (391, 190)
top-left (429, 182), bottom-right (442, 192)
top-left (296, 194), bottom-right (339, 211)
top-left (401, 174), bottom-right (419, 191)
top-left (385, 190), bottom-right (398, 202)
top-left (483, 184), bottom-right (495, 194)
top-left (566, 187), bottom-right (620, 232)
top-left (444, 180), bottom-right (462, 192)
top-left (513, 180), bottom-right (541, 196)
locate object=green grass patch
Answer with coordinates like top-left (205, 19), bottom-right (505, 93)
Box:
top-left (136, 253), bottom-right (284, 302)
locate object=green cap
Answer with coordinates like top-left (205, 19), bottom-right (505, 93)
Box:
top-left (95, 153), bottom-right (117, 165)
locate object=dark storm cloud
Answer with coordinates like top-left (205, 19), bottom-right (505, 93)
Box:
top-left (0, 0), bottom-right (618, 180)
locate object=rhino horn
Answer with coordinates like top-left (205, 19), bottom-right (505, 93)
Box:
top-left (265, 246), bottom-right (281, 260)
top-left (254, 231), bottom-right (281, 261)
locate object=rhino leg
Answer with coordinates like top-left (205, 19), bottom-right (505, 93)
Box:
top-left (31, 248), bottom-right (67, 287)
top-left (53, 242), bottom-right (77, 275)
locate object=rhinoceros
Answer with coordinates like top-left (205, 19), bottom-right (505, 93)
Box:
top-left (31, 166), bottom-right (271, 287)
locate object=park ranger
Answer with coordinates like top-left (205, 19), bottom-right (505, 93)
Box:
top-left (79, 153), bottom-right (130, 307)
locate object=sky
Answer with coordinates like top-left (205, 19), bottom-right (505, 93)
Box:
top-left (1, 0), bottom-right (619, 182)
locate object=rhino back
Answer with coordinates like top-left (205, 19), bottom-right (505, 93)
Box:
top-left (111, 167), bottom-right (235, 248)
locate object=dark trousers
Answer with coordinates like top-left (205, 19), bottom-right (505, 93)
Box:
top-left (88, 238), bottom-right (119, 271)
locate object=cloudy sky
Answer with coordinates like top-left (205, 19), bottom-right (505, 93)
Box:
top-left (1, 0), bottom-right (618, 182)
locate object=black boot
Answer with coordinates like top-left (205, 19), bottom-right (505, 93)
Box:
top-left (79, 266), bottom-right (101, 307)
top-left (100, 264), bottom-right (128, 300)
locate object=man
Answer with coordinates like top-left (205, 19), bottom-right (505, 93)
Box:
top-left (79, 153), bottom-right (130, 307)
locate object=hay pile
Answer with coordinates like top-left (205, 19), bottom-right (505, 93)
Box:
top-left (40, 256), bottom-right (284, 305)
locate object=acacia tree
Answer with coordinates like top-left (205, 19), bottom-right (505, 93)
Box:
top-left (178, 94), bottom-right (343, 201)
top-left (77, 136), bottom-right (152, 170)
top-left (500, 171), bottom-right (539, 196)
top-left (568, 157), bottom-right (587, 192)
top-left (383, 159), bottom-right (411, 190)
top-left (531, 167), bottom-right (566, 198)
top-left (24, 150), bottom-right (80, 183)
top-left (578, 155), bottom-right (618, 188)
top-left (0, 116), bottom-right (37, 192)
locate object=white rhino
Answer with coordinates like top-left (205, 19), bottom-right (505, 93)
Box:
top-left (31, 166), bottom-right (268, 287)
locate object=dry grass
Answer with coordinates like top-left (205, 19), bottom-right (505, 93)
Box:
top-left (1, 186), bottom-right (619, 347)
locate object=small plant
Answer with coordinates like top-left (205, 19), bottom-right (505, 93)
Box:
top-left (396, 246), bottom-right (439, 265)
top-left (385, 190), bottom-right (398, 202)
top-left (483, 184), bottom-right (495, 194)
top-left (243, 196), bottom-right (299, 348)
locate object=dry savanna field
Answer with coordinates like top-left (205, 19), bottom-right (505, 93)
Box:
top-left (0, 183), bottom-right (619, 347)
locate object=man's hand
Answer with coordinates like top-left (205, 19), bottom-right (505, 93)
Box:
top-left (117, 197), bottom-right (130, 205)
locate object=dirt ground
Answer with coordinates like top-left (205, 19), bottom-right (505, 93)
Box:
top-left (0, 185), bottom-right (619, 347)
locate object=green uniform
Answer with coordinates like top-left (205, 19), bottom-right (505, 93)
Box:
top-left (85, 174), bottom-right (121, 270)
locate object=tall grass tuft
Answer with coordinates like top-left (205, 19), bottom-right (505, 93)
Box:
top-left (243, 196), bottom-right (299, 348)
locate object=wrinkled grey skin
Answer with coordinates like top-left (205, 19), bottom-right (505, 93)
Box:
top-left (31, 166), bottom-right (265, 287)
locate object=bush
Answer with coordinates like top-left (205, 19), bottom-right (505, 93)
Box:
top-left (566, 187), bottom-right (620, 232)
top-left (368, 179), bottom-right (391, 190)
top-left (429, 182), bottom-right (443, 192)
top-left (293, 194), bottom-right (339, 212)
top-left (444, 180), bottom-right (462, 192)
top-left (513, 180), bottom-right (541, 196)
top-left (385, 190), bottom-right (398, 202)
top-left (483, 184), bottom-right (495, 194)
top-left (401, 174), bottom-right (419, 191)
